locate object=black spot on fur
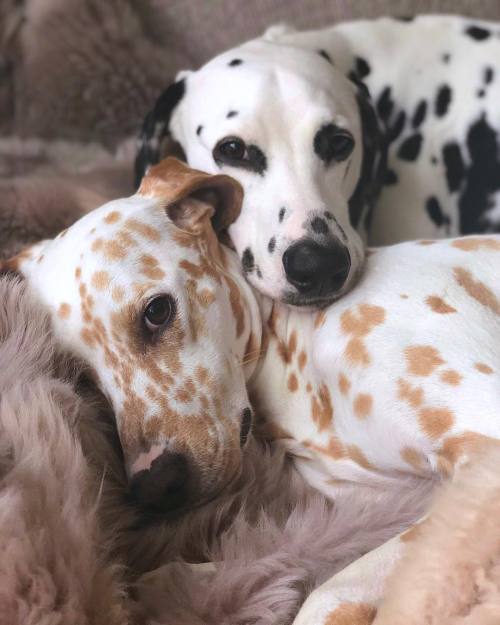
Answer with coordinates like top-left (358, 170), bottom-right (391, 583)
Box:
top-left (311, 217), bottom-right (329, 235)
top-left (256, 268), bottom-right (263, 279)
top-left (477, 89), bottom-right (486, 98)
top-left (227, 110), bottom-right (238, 118)
top-left (355, 56), bottom-right (371, 78)
top-left (397, 133), bottom-right (423, 161)
top-left (465, 25), bottom-right (491, 41)
top-left (268, 237), bottom-right (276, 253)
top-left (458, 116), bottom-right (500, 233)
top-left (278, 207), bottom-right (286, 223)
top-left (242, 247), bottom-right (255, 273)
top-left (376, 87), bottom-right (394, 122)
top-left (435, 85), bottom-right (452, 117)
top-left (426, 196), bottom-right (450, 228)
top-left (388, 111), bottom-right (406, 143)
top-left (324, 211), bottom-right (334, 220)
top-left (431, 156), bottom-right (438, 165)
top-left (384, 169), bottom-right (398, 185)
top-left (442, 142), bottom-right (465, 192)
top-left (395, 15), bottom-right (414, 22)
top-left (442, 53), bottom-right (451, 63)
top-left (484, 67), bottom-right (494, 84)
top-left (196, 125), bottom-right (203, 136)
top-left (318, 49), bottom-right (333, 64)
top-left (229, 58), bottom-right (243, 66)
top-left (247, 145), bottom-right (267, 175)
top-left (412, 100), bottom-right (427, 129)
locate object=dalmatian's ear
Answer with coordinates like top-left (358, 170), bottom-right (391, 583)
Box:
top-left (138, 157), bottom-right (243, 234)
top-left (134, 78), bottom-right (187, 190)
top-left (262, 23), bottom-right (296, 41)
top-left (348, 81), bottom-right (387, 232)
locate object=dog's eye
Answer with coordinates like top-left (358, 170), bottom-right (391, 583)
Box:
top-left (143, 295), bottom-right (175, 333)
top-left (314, 124), bottom-right (355, 164)
top-left (213, 136), bottom-right (246, 163)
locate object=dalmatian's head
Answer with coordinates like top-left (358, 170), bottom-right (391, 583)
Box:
top-left (135, 39), bottom-right (384, 308)
top-left (4, 159), bottom-right (257, 516)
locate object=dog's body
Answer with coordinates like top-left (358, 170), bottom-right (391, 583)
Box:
top-left (7, 160), bottom-right (500, 624)
top-left (135, 14), bottom-right (500, 308)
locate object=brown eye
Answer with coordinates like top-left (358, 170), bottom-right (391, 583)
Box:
top-left (143, 295), bottom-right (175, 333)
top-left (213, 136), bottom-right (246, 163)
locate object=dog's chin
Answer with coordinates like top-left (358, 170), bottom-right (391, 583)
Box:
top-left (282, 268), bottom-right (362, 310)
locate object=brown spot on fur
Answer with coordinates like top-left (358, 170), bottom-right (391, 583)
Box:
top-left (298, 350), bottom-right (307, 371)
top-left (440, 369), bottom-right (462, 385)
top-left (91, 271), bottom-right (111, 291)
top-left (112, 286), bottom-right (125, 303)
top-left (124, 218), bottom-right (161, 243)
top-left (311, 383), bottom-right (334, 431)
top-left (91, 238), bottom-right (104, 253)
top-left (426, 295), bottom-right (457, 314)
top-left (475, 362), bottom-right (493, 374)
top-left (306, 382), bottom-right (312, 393)
top-left (75, 267), bottom-right (82, 280)
top-left (438, 432), bottom-right (499, 476)
top-left (397, 378), bottom-right (424, 408)
top-left (452, 237), bottom-right (500, 251)
top-left (80, 328), bottom-right (96, 348)
top-left (306, 436), bottom-right (345, 460)
top-left (405, 345), bottom-right (445, 376)
top-left (400, 446), bottom-right (427, 471)
top-left (341, 304), bottom-right (385, 367)
top-left (400, 293), bottom-right (408, 299)
top-left (324, 603), bottom-right (377, 625)
top-left (339, 372), bottom-right (351, 396)
top-left (58, 303), bottom-right (71, 319)
top-left (140, 254), bottom-right (166, 280)
top-left (103, 240), bottom-right (127, 261)
top-left (345, 338), bottom-right (370, 366)
top-left (418, 407), bottom-right (454, 439)
top-left (314, 310), bottom-right (326, 329)
top-left (347, 445), bottom-right (376, 471)
top-left (454, 266), bottom-right (500, 314)
top-left (417, 240), bottom-right (437, 245)
top-left (353, 393), bottom-right (373, 419)
top-left (104, 211), bottom-right (121, 224)
top-left (277, 329), bottom-right (298, 365)
top-left (288, 372), bottom-right (299, 392)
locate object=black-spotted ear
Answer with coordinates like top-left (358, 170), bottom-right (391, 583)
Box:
top-left (348, 80), bottom-right (387, 232)
top-left (134, 79), bottom-right (187, 189)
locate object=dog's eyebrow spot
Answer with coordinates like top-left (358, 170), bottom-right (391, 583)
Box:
top-left (317, 49), bottom-right (333, 64)
top-left (196, 125), bottom-right (203, 136)
top-left (268, 237), bottom-right (276, 253)
top-left (242, 247), bottom-right (255, 273)
top-left (228, 58), bottom-right (243, 67)
top-left (227, 110), bottom-right (238, 119)
top-left (278, 207), bottom-right (286, 223)
top-left (311, 217), bottom-right (329, 235)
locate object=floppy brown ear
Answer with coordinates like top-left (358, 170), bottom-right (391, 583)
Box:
top-left (137, 157), bottom-right (243, 233)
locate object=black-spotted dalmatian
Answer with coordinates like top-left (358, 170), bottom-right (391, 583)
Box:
top-left (135, 15), bottom-right (500, 308)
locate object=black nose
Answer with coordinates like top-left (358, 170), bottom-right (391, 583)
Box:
top-left (282, 239), bottom-right (351, 295)
top-left (129, 450), bottom-right (190, 513)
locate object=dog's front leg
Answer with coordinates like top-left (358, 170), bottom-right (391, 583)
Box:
top-left (291, 528), bottom-right (414, 625)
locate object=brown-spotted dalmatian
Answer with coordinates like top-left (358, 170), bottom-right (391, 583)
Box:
top-left (5, 159), bottom-right (500, 624)
top-left (136, 14), bottom-right (500, 312)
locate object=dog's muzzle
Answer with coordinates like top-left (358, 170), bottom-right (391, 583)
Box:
top-left (282, 238), bottom-right (351, 299)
